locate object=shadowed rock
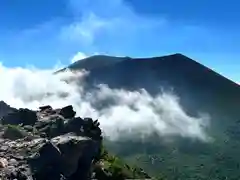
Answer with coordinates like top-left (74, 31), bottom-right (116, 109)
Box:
top-left (59, 105), bottom-right (76, 119)
top-left (1, 108), bottom-right (37, 126)
top-left (0, 103), bottom-right (147, 180)
top-left (0, 101), bottom-right (17, 119)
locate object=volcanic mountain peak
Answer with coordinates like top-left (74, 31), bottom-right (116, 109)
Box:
top-left (59, 53), bottom-right (200, 73)
top-left (66, 54), bottom-right (130, 71)
top-left (67, 53), bottom-right (206, 71)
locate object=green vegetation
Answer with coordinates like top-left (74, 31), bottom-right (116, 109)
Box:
top-left (104, 131), bottom-right (240, 180)
top-left (3, 124), bottom-right (28, 140)
top-left (93, 145), bottom-right (153, 179)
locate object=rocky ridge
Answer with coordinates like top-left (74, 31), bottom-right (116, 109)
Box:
top-left (0, 103), bottom-right (151, 180)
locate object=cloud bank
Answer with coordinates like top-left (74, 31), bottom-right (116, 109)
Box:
top-left (0, 62), bottom-right (210, 142)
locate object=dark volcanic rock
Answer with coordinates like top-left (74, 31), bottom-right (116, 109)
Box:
top-left (39, 105), bottom-right (53, 113)
top-left (29, 134), bottom-right (99, 180)
top-left (59, 105), bottom-right (76, 119)
top-left (0, 104), bottom-right (103, 180)
top-left (0, 103), bottom-right (147, 180)
top-left (0, 101), bottom-right (17, 119)
top-left (2, 108), bottom-right (37, 126)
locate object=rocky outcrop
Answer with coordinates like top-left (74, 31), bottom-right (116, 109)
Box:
top-left (1, 108), bottom-right (38, 126)
top-left (0, 103), bottom-right (151, 180)
top-left (0, 104), bottom-right (102, 180)
top-left (0, 101), bottom-right (17, 119)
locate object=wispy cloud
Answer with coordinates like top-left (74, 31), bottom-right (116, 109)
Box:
top-left (70, 52), bottom-right (87, 63)
top-left (9, 0), bottom-right (205, 55)
top-left (59, 13), bottom-right (110, 46)
top-left (61, 0), bottom-right (168, 49)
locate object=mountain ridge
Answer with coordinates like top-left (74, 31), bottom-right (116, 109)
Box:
top-left (63, 53), bottom-right (239, 87)
top-left (67, 53), bottom-right (240, 108)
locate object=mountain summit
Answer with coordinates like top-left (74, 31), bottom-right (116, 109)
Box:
top-left (58, 55), bottom-right (130, 73)
top-left (65, 53), bottom-right (240, 115)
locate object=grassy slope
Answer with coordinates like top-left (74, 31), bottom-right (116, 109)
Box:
top-left (104, 132), bottom-right (240, 180)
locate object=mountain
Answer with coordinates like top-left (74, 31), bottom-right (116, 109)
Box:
top-left (67, 53), bottom-right (240, 123)
top-left (61, 53), bottom-right (240, 179)
top-left (57, 55), bottom-right (129, 73)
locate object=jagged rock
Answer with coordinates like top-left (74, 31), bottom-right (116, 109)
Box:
top-left (0, 103), bottom-right (150, 180)
top-left (27, 133), bottom-right (100, 180)
top-left (0, 104), bottom-right (104, 180)
top-left (39, 105), bottom-right (52, 112)
top-left (64, 117), bottom-right (102, 141)
top-left (59, 105), bottom-right (76, 119)
top-left (2, 166), bottom-right (30, 180)
top-left (2, 108), bottom-right (37, 126)
top-left (63, 117), bottom-right (84, 134)
top-left (29, 140), bottom-right (62, 180)
top-left (53, 133), bottom-right (100, 178)
top-left (36, 116), bottom-right (65, 138)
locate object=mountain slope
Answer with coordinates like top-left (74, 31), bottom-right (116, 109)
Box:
top-left (68, 53), bottom-right (240, 119)
top-left (63, 53), bottom-right (240, 179)
top-left (57, 55), bottom-right (129, 73)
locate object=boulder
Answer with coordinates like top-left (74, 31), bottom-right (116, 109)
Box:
top-left (28, 133), bottom-right (100, 180)
top-left (39, 105), bottom-right (52, 112)
top-left (59, 105), bottom-right (76, 119)
top-left (63, 117), bottom-right (84, 134)
top-left (28, 140), bottom-right (62, 180)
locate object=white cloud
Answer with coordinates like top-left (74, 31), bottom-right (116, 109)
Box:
top-left (6, 0), bottom-right (218, 67)
top-left (59, 0), bottom-right (166, 48)
top-left (70, 52), bottom-right (87, 63)
top-left (59, 13), bottom-right (110, 46)
top-left (0, 62), bottom-right (211, 142)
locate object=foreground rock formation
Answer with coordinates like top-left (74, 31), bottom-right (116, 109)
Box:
top-left (0, 103), bottom-right (151, 180)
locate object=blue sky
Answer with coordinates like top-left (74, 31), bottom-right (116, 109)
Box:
top-left (0, 0), bottom-right (239, 82)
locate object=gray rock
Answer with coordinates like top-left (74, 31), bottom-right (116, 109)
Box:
top-left (9, 158), bottom-right (19, 166)
top-left (0, 103), bottom-right (103, 180)
top-left (52, 133), bottom-right (100, 177)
